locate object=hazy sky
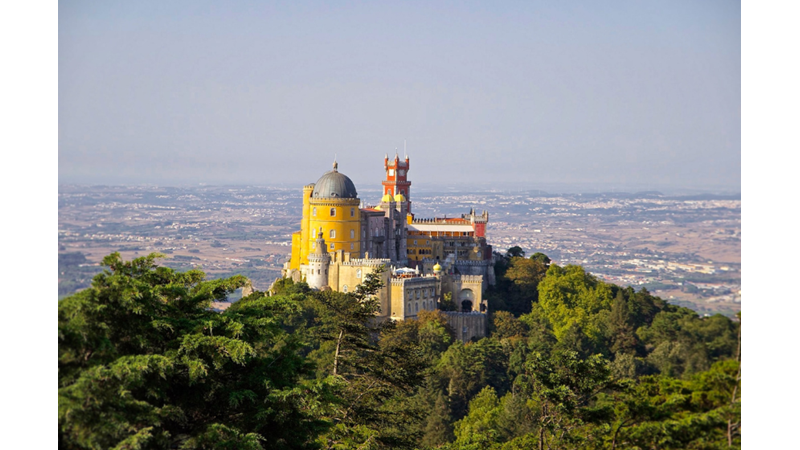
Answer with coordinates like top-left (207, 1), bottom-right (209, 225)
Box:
top-left (59, 1), bottom-right (740, 192)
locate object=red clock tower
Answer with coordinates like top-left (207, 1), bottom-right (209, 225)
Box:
top-left (383, 153), bottom-right (411, 213)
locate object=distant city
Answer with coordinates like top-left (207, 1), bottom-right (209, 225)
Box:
top-left (58, 185), bottom-right (740, 316)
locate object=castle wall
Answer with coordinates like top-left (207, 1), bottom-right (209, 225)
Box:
top-left (441, 312), bottom-right (487, 342)
top-left (290, 231), bottom-right (301, 270)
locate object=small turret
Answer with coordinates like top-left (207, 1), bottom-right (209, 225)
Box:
top-left (307, 231), bottom-right (331, 289)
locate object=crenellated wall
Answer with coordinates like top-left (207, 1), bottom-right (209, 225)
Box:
top-left (441, 311), bottom-right (487, 342)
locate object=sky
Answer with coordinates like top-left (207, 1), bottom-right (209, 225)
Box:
top-left (59, 1), bottom-right (741, 193)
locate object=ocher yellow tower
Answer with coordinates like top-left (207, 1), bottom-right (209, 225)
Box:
top-left (291, 162), bottom-right (361, 267)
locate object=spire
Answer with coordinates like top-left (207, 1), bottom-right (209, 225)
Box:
top-left (333, 155), bottom-right (338, 172)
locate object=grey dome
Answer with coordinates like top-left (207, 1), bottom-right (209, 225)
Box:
top-left (311, 163), bottom-right (358, 199)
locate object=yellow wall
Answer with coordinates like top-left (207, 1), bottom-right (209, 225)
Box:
top-left (299, 185), bottom-right (314, 265)
top-left (290, 231), bottom-right (301, 269)
top-left (406, 236), bottom-right (433, 262)
top-left (306, 198), bottom-right (361, 262)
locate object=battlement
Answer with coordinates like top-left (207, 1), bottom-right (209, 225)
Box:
top-left (452, 274), bottom-right (484, 284)
top-left (308, 253), bottom-right (330, 262)
top-left (303, 183), bottom-right (316, 190)
top-left (341, 258), bottom-right (392, 267)
top-left (411, 217), bottom-right (470, 225)
top-left (453, 259), bottom-right (493, 266)
top-left (421, 258), bottom-right (491, 266)
top-left (390, 275), bottom-right (437, 286)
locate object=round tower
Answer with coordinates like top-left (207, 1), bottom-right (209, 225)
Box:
top-left (307, 161), bottom-right (362, 259)
top-left (307, 231), bottom-right (331, 290)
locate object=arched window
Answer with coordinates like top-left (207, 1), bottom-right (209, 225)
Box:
top-left (330, 208), bottom-right (336, 217)
top-left (342, 285), bottom-right (348, 293)
top-left (350, 243), bottom-right (354, 250)
top-left (350, 229), bottom-right (355, 239)
top-left (330, 229), bottom-right (336, 239)
top-left (356, 269), bottom-right (362, 279)
top-left (407, 303), bottom-right (411, 312)
top-left (312, 207), bottom-right (317, 216)
top-left (415, 302), bottom-right (419, 312)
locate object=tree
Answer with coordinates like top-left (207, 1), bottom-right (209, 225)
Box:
top-left (536, 264), bottom-right (614, 342)
top-left (439, 292), bottom-right (457, 312)
top-left (529, 252), bottom-right (551, 266)
top-left (59, 253), bottom-right (331, 450)
top-left (308, 266), bottom-right (428, 449)
top-left (506, 246), bottom-right (525, 258)
top-left (422, 393), bottom-right (455, 447)
top-left (491, 311), bottom-right (529, 340)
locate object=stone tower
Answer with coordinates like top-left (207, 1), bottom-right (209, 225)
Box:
top-left (383, 153), bottom-right (411, 213)
top-left (307, 231), bottom-right (330, 289)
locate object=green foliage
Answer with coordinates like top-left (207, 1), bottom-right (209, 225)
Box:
top-left (439, 292), bottom-right (457, 312)
top-left (506, 246), bottom-right (525, 258)
top-left (58, 252), bottom-right (741, 450)
top-left (491, 311), bottom-right (529, 340)
top-left (536, 264), bottom-right (615, 342)
top-left (485, 253), bottom-right (549, 315)
top-left (59, 253), bottom-right (329, 450)
top-left (306, 265), bottom-right (429, 449)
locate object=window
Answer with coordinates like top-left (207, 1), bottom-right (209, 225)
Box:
top-left (415, 302), bottom-right (419, 312)
top-left (312, 242), bottom-right (316, 249)
top-left (330, 243), bottom-right (335, 249)
top-left (414, 240), bottom-right (417, 245)
top-left (330, 207), bottom-right (336, 217)
top-left (389, 169), bottom-right (394, 176)
top-left (350, 229), bottom-right (355, 239)
top-left (312, 207), bottom-right (317, 216)
top-left (356, 269), bottom-right (362, 279)
top-left (330, 229), bottom-right (336, 239)
top-left (350, 243), bottom-right (354, 250)
top-left (342, 285), bottom-right (348, 293)
top-left (416, 290), bottom-right (420, 299)
top-left (350, 208), bottom-right (355, 217)
top-left (407, 303), bottom-right (411, 312)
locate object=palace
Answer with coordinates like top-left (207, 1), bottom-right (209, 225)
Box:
top-left (281, 154), bottom-right (494, 341)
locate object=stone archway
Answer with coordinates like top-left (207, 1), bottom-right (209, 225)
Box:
top-left (459, 288), bottom-right (475, 312)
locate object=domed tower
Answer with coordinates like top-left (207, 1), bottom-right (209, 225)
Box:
top-left (307, 231), bottom-right (331, 289)
top-left (304, 161), bottom-right (362, 263)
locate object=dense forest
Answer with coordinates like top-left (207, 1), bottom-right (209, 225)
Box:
top-left (58, 248), bottom-right (740, 449)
